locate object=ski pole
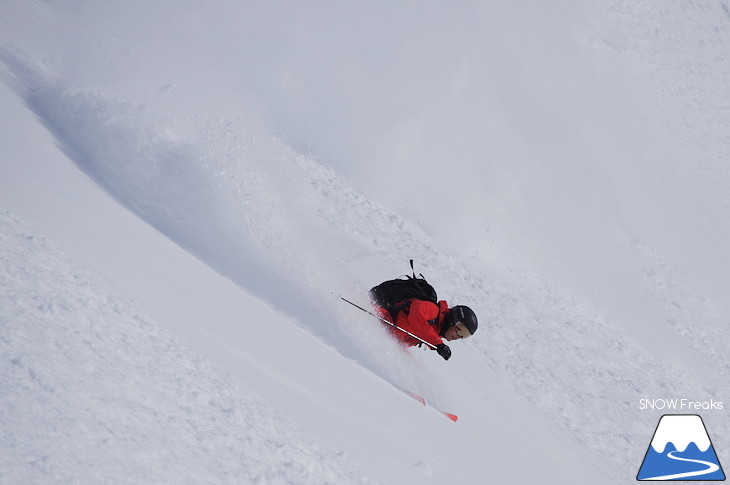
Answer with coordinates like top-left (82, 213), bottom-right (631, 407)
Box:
top-left (339, 296), bottom-right (437, 350)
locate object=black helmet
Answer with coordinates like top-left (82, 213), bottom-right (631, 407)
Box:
top-left (445, 305), bottom-right (478, 337)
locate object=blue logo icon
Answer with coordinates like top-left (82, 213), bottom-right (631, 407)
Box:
top-left (637, 414), bottom-right (725, 481)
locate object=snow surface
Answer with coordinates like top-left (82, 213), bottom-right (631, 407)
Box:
top-left (1, 0), bottom-right (729, 483)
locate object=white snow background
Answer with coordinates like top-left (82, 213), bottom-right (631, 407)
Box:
top-left (1, 0), bottom-right (729, 483)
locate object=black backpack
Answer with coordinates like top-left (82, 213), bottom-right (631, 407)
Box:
top-left (369, 260), bottom-right (438, 318)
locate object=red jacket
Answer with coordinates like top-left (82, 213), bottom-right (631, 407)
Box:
top-left (377, 299), bottom-right (450, 347)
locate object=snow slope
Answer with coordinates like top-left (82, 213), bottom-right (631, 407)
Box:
top-left (2, 0), bottom-right (729, 483)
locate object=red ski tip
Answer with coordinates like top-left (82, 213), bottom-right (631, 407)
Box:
top-left (396, 387), bottom-right (458, 421)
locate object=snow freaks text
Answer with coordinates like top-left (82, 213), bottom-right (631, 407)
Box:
top-left (639, 399), bottom-right (724, 411)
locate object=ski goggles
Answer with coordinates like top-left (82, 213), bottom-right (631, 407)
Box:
top-left (454, 322), bottom-right (473, 339)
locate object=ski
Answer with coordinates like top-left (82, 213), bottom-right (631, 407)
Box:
top-left (397, 387), bottom-right (458, 422)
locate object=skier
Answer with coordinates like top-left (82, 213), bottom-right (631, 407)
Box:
top-left (373, 301), bottom-right (477, 360)
top-left (369, 274), bottom-right (478, 361)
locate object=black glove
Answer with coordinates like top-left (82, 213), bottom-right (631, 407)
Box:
top-left (436, 343), bottom-right (451, 361)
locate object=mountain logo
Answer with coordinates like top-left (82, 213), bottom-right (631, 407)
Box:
top-left (637, 414), bottom-right (725, 481)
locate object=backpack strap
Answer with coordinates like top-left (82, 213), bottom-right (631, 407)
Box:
top-left (389, 299), bottom-right (413, 320)
top-left (409, 258), bottom-right (426, 280)
top-left (386, 259), bottom-right (420, 318)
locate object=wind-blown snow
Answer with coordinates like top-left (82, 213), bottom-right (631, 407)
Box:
top-left (1, 0), bottom-right (729, 484)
